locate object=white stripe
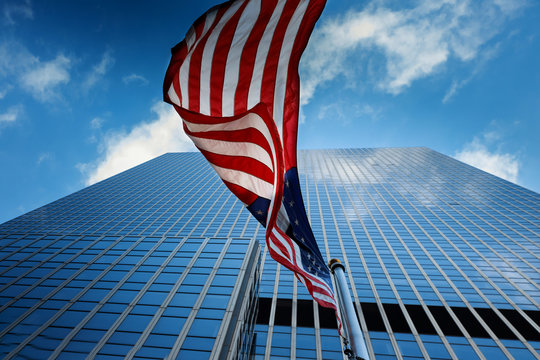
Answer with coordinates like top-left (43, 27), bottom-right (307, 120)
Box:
top-left (294, 274), bottom-right (334, 300)
top-left (187, 135), bottom-right (273, 171)
top-left (270, 228), bottom-right (337, 306)
top-left (273, 0), bottom-right (309, 134)
top-left (184, 110), bottom-right (280, 228)
top-left (268, 234), bottom-right (293, 263)
top-left (168, 84), bottom-right (181, 107)
top-left (178, 8), bottom-right (219, 109)
top-left (275, 204), bottom-right (291, 232)
top-left (186, 26), bottom-right (196, 50)
top-left (271, 227), bottom-right (295, 262)
top-left (259, 0), bottom-right (311, 234)
top-left (270, 234), bottom-right (336, 305)
top-left (182, 112), bottom-right (274, 158)
top-left (178, 53), bottom-right (191, 108)
top-left (247, 1), bottom-right (285, 228)
top-left (222, 0), bottom-right (261, 117)
top-left (208, 163), bottom-right (273, 200)
top-left (268, 240), bottom-right (289, 263)
top-left (296, 274), bottom-right (337, 304)
top-left (200, 0), bottom-right (245, 115)
top-left (201, 9), bottom-right (218, 42)
top-left (297, 273), bottom-right (335, 303)
top-left (247, 0), bottom-right (287, 110)
top-left (272, 227), bottom-right (334, 295)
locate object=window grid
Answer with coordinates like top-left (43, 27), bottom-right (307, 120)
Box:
top-left (1, 149), bottom-right (538, 360)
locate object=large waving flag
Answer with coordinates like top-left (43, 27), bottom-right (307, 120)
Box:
top-left (163, 0), bottom-right (339, 326)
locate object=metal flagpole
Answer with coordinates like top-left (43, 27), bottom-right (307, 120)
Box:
top-left (329, 258), bottom-right (370, 360)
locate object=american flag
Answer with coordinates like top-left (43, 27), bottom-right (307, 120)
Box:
top-left (163, 0), bottom-right (340, 326)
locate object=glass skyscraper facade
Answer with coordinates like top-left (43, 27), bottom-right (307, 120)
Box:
top-left (0, 147), bottom-right (539, 359)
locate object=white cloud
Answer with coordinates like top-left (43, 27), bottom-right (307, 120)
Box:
top-left (493, 0), bottom-right (527, 13)
top-left (454, 137), bottom-right (519, 183)
top-left (78, 102), bottom-right (195, 185)
top-left (0, 87), bottom-right (9, 99)
top-left (83, 51), bottom-right (114, 91)
top-left (20, 54), bottom-right (71, 102)
top-left (3, 0), bottom-right (33, 25)
top-left (0, 104), bottom-right (22, 123)
top-left (442, 79), bottom-right (463, 104)
top-left (443, 42), bottom-right (501, 103)
top-left (1, 42), bottom-right (115, 101)
top-left (122, 73), bottom-right (148, 86)
top-left (37, 152), bottom-right (52, 165)
top-left (0, 40), bottom-right (36, 76)
top-left (301, 0), bottom-right (524, 104)
top-left (90, 117), bottom-right (104, 130)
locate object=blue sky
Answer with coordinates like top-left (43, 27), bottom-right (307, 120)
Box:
top-left (1, 0), bottom-right (539, 223)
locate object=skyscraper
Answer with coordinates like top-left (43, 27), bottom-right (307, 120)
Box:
top-left (1, 147), bottom-right (539, 359)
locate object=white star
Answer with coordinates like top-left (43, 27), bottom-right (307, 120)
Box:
top-left (289, 200), bottom-right (295, 207)
top-left (256, 210), bottom-right (263, 215)
top-left (294, 219), bottom-right (299, 226)
top-left (286, 180), bottom-right (290, 187)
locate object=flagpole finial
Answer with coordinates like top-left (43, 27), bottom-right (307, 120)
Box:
top-left (329, 258), bottom-right (342, 270)
top-left (329, 258), bottom-right (341, 266)
top-left (328, 258), bottom-right (345, 274)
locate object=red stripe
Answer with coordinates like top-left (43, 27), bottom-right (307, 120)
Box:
top-left (267, 224), bottom-right (341, 330)
top-left (183, 126), bottom-right (274, 161)
top-left (178, 102), bottom-right (271, 125)
top-left (163, 40), bottom-right (188, 105)
top-left (198, 148), bottom-right (274, 184)
top-left (192, 6), bottom-right (210, 41)
top-left (267, 235), bottom-right (293, 263)
top-left (271, 226), bottom-right (332, 292)
top-left (210, 0), bottom-right (250, 116)
top-left (294, 272), bottom-right (335, 306)
top-left (267, 236), bottom-right (339, 320)
top-left (267, 239), bottom-right (336, 306)
top-left (282, 0), bottom-right (326, 169)
top-left (164, 0), bottom-right (338, 326)
top-left (222, 180), bottom-right (258, 205)
top-left (188, 5), bottom-right (229, 113)
top-left (234, 0), bottom-right (275, 114)
top-left (269, 226), bottom-right (336, 297)
top-left (259, 0), bottom-right (300, 114)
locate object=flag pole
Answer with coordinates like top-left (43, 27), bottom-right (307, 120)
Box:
top-left (329, 258), bottom-right (370, 360)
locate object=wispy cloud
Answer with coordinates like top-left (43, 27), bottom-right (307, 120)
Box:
top-left (1, 41), bottom-right (115, 102)
top-left (0, 40), bottom-right (36, 76)
top-left (442, 79), bottom-right (466, 104)
top-left (122, 73), bottom-right (148, 86)
top-left (301, 0), bottom-right (524, 104)
top-left (20, 54), bottom-right (71, 102)
top-left (3, 0), bottom-right (33, 25)
top-left (0, 104), bottom-right (22, 124)
top-left (443, 42), bottom-right (501, 103)
top-left (317, 102), bottom-right (381, 125)
top-left (82, 51), bottom-right (114, 91)
top-left (37, 152), bottom-right (52, 165)
top-left (90, 117), bottom-right (104, 130)
top-left (77, 102), bottom-right (195, 185)
top-left (454, 133), bottom-right (519, 183)
top-left (0, 87), bottom-right (10, 99)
